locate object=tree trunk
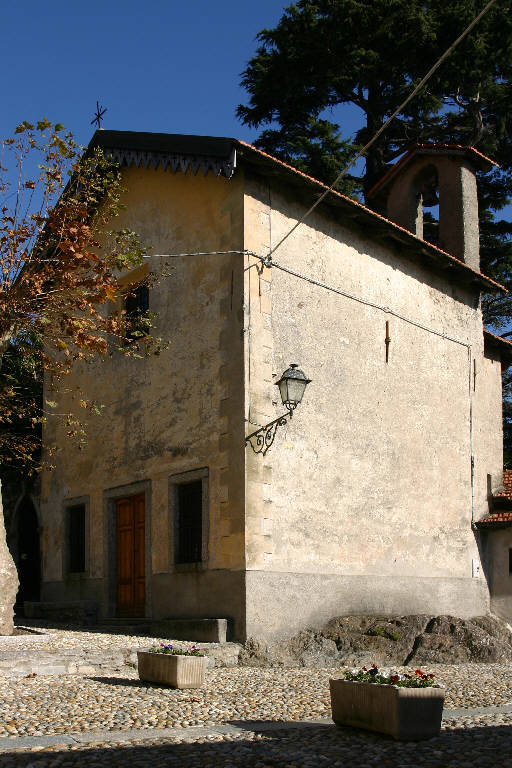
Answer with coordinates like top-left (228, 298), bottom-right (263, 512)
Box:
top-left (0, 479), bottom-right (19, 635)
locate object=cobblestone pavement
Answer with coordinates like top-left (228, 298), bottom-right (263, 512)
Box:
top-left (0, 627), bottom-right (512, 766)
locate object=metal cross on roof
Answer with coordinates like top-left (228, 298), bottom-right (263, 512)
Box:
top-left (91, 101), bottom-right (107, 130)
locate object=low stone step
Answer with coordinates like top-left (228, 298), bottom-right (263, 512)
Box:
top-left (0, 640), bottom-right (242, 677)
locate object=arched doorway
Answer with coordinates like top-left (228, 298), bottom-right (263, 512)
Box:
top-left (15, 497), bottom-right (41, 609)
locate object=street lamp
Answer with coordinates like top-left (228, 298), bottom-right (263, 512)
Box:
top-left (245, 363), bottom-right (311, 456)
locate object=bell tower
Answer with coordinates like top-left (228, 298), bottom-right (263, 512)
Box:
top-left (367, 144), bottom-right (496, 272)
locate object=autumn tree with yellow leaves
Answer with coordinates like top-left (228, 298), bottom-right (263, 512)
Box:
top-left (0, 120), bottom-right (158, 472)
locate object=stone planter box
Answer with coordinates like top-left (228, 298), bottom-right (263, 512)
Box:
top-left (329, 679), bottom-right (445, 741)
top-left (137, 651), bottom-right (206, 688)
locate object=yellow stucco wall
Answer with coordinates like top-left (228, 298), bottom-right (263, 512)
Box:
top-left (41, 165), bottom-right (246, 623)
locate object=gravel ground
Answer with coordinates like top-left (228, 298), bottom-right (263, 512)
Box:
top-left (1, 626), bottom-right (512, 766)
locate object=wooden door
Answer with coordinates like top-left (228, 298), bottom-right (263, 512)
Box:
top-left (116, 494), bottom-right (145, 617)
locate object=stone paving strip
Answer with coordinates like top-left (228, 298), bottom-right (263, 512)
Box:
top-left (0, 705), bottom-right (511, 753)
top-left (2, 662), bottom-right (512, 738)
top-left (1, 714), bottom-right (512, 767)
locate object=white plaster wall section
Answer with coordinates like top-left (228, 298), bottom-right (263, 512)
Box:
top-left (247, 183), bottom-right (485, 583)
top-left (487, 528), bottom-right (512, 621)
top-left (472, 350), bottom-right (505, 521)
top-left (243, 178), bottom-right (276, 571)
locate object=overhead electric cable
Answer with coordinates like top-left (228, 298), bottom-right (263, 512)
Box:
top-left (267, 0), bottom-right (498, 258)
top-left (145, 249), bottom-right (259, 259)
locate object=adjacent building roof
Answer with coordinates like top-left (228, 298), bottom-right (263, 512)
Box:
top-left (474, 470), bottom-right (512, 528)
top-left (89, 130), bottom-right (505, 294)
top-left (476, 510), bottom-right (512, 527)
top-left (484, 330), bottom-right (512, 367)
top-left (493, 469), bottom-right (512, 501)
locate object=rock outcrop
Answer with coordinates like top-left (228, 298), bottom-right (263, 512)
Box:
top-left (0, 481), bottom-right (18, 635)
top-left (240, 614), bottom-right (512, 667)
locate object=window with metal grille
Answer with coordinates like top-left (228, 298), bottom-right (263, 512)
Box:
top-left (125, 284), bottom-right (149, 340)
top-left (68, 504), bottom-right (86, 573)
top-left (125, 284), bottom-right (149, 315)
top-left (175, 481), bottom-right (203, 564)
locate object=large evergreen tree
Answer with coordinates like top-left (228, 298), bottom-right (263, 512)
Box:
top-left (239, 0), bottom-right (512, 466)
top-left (238, 0), bottom-right (512, 326)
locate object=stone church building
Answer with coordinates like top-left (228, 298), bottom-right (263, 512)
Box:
top-left (34, 130), bottom-right (512, 641)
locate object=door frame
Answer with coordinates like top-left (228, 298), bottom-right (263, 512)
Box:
top-left (103, 480), bottom-right (152, 618)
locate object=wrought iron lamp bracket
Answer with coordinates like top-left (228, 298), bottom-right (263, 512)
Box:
top-left (245, 406), bottom-right (296, 456)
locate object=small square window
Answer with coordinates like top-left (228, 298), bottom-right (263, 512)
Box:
top-left (68, 504), bottom-right (86, 573)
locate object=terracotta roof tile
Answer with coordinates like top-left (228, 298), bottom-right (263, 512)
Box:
top-left (492, 469), bottom-right (512, 499)
top-left (415, 143), bottom-right (497, 166)
top-left (475, 510), bottom-right (512, 527)
top-left (475, 472), bottom-right (512, 527)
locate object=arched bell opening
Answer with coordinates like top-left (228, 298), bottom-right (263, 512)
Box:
top-left (412, 164), bottom-right (440, 246)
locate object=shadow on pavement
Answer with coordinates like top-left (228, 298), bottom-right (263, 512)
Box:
top-left (86, 676), bottom-right (158, 688)
top-left (1, 722), bottom-right (512, 767)
top-left (15, 619), bottom-right (152, 638)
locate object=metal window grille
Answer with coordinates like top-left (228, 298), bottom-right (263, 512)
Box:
top-left (68, 504), bottom-right (86, 573)
top-left (125, 284), bottom-right (149, 316)
top-left (125, 285), bottom-right (150, 342)
top-left (175, 481), bottom-right (203, 564)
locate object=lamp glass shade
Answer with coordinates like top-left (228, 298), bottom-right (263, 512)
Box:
top-left (276, 364), bottom-right (311, 409)
top-left (280, 377), bottom-right (306, 407)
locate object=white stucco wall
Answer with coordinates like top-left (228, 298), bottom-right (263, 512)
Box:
top-left (243, 174), bottom-right (500, 640)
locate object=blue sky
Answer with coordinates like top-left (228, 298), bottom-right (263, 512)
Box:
top-left (2, 1), bottom-right (508, 232)
top-left (2, 1), bottom-right (363, 151)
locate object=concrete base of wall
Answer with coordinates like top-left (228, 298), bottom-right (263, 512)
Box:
top-left (245, 570), bottom-right (490, 642)
top-left (24, 600), bottom-right (98, 625)
top-left (40, 570), bottom-right (489, 644)
top-left (152, 570), bottom-right (245, 641)
top-left (490, 598), bottom-right (512, 625)
top-left (151, 618), bottom-right (228, 643)
top-left (41, 579), bottom-right (104, 617)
